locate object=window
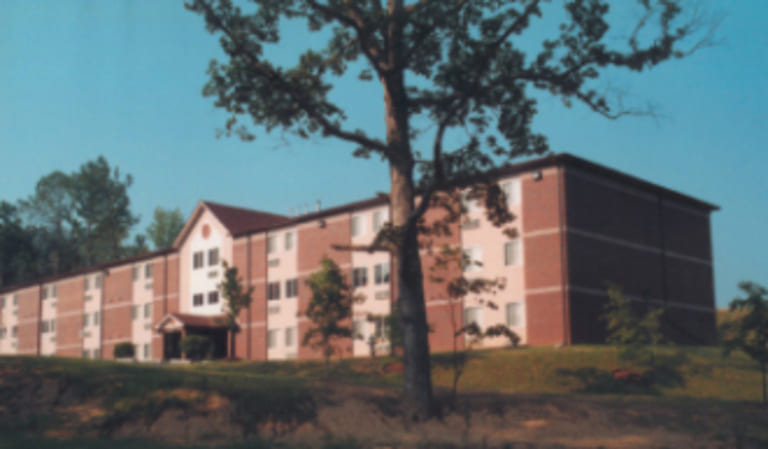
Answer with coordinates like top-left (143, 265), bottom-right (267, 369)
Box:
top-left (143, 343), bottom-right (150, 359)
top-left (0, 327), bottom-right (6, 339)
top-left (461, 190), bottom-right (479, 212)
top-left (193, 294), bottom-right (204, 307)
top-left (83, 313), bottom-right (89, 327)
top-left (267, 329), bottom-right (279, 349)
top-left (464, 307), bottom-right (482, 329)
top-left (352, 320), bottom-right (365, 339)
top-left (208, 291), bottom-right (219, 305)
top-left (92, 311), bottom-right (99, 326)
top-left (0, 297), bottom-right (4, 308)
top-left (145, 263), bottom-right (153, 279)
top-left (50, 320), bottom-right (55, 333)
top-left (82, 350), bottom-right (89, 359)
top-left (462, 248), bottom-right (482, 272)
top-left (352, 267), bottom-right (368, 287)
top-left (373, 316), bottom-right (389, 339)
top-left (51, 284), bottom-right (57, 298)
top-left (285, 327), bottom-right (296, 347)
top-left (267, 235), bottom-right (277, 254)
top-left (374, 263), bottom-right (390, 285)
top-left (501, 179), bottom-right (521, 207)
top-left (504, 240), bottom-right (521, 266)
top-left (94, 275), bottom-right (102, 289)
top-left (84, 277), bottom-right (90, 291)
top-left (94, 349), bottom-right (101, 359)
top-left (132, 305), bottom-right (138, 320)
top-left (193, 251), bottom-right (204, 269)
top-left (133, 266), bottom-right (139, 281)
top-left (12, 294), bottom-right (17, 306)
top-left (285, 279), bottom-right (298, 298)
top-left (208, 248), bottom-right (219, 266)
top-left (12, 326), bottom-right (17, 338)
top-left (41, 320), bottom-right (49, 333)
top-left (350, 215), bottom-right (363, 237)
top-left (284, 232), bottom-right (294, 251)
top-left (144, 303), bottom-right (152, 319)
top-left (506, 302), bottom-right (522, 327)
top-left (267, 282), bottom-right (280, 300)
top-left (372, 210), bottom-right (384, 232)
top-left (42, 286), bottom-right (49, 300)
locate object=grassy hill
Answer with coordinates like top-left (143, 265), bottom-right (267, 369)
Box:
top-left (0, 345), bottom-right (766, 448)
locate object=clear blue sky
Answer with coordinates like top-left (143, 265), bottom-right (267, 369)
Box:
top-left (1, 1), bottom-right (766, 308)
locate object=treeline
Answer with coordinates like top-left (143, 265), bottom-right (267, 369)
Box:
top-left (0, 157), bottom-right (185, 288)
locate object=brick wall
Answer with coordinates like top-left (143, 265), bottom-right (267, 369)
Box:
top-left (56, 277), bottom-right (84, 356)
top-left (101, 267), bottom-right (133, 359)
top-left (16, 287), bottom-right (40, 355)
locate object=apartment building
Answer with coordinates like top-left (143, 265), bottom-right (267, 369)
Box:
top-left (0, 154), bottom-right (719, 361)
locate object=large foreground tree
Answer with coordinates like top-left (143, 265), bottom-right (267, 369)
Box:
top-left (187, 0), bottom-right (714, 416)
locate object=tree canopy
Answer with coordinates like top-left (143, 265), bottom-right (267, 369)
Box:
top-left (187, 0), bottom-right (715, 416)
top-left (146, 207), bottom-right (186, 249)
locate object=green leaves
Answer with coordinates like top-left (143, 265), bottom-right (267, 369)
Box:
top-left (146, 207), bottom-right (185, 250)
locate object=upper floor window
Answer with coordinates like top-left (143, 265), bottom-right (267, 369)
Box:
top-left (374, 263), bottom-right (390, 285)
top-left (83, 277), bottom-right (90, 291)
top-left (501, 179), bottom-right (521, 207)
top-left (462, 248), bottom-right (483, 272)
top-left (82, 313), bottom-right (90, 327)
top-left (285, 279), bottom-right (298, 298)
top-left (193, 251), bottom-right (204, 269)
top-left (51, 284), bottom-right (57, 298)
top-left (267, 235), bottom-right (277, 254)
top-left (208, 248), bottom-right (219, 266)
top-left (144, 303), bottom-right (151, 319)
top-left (351, 215), bottom-right (364, 237)
top-left (145, 263), bottom-right (153, 279)
top-left (42, 286), bottom-right (49, 300)
top-left (372, 210), bottom-right (384, 232)
top-left (352, 267), bottom-right (368, 287)
top-left (11, 326), bottom-right (17, 338)
top-left (193, 294), bottom-right (204, 307)
top-left (0, 296), bottom-right (4, 308)
top-left (133, 266), bottom-right (139, 281)
top-left (267, 282), bottom-right (280, 300)
top-left (12, 295), bottom-right (17, 306)
top-left (504, 240), bottom-right (521, 266)
top-left (284, 231), bottom-right (294, 251)
top-left (94, 275), bottom-right (102, 289)
top-left (208, 291), bottom-right (219, 305)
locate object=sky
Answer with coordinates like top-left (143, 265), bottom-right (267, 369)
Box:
top-left (1, 1), bottom-right (766, 308)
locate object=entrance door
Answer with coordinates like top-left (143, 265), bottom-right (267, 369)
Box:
top-left (163, 331), bottom-right (182, 360)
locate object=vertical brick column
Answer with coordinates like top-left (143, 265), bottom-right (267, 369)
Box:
top-left (56, 277), bottom-right (85, 357)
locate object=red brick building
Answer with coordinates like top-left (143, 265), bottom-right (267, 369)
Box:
top-left (0, 154), bottom-right (718, 361)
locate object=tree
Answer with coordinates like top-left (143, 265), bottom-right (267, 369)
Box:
top-left (0, 202), bottom-right (38, 287)
top-left (303, 256), bottom-right (357, 371)
top-left (721, 281), bottom-right (768, 405)
top-left (146, 207), bottom-right (186, 249)
top-left (217, 261), bottom-right (254, 359)
top-left (187, 0), bottom-right (715, 416)
top-left (602, 284), bottom-right (664, 365)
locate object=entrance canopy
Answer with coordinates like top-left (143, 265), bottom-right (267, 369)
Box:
top-left (154, 313), bottom-right (229, 333)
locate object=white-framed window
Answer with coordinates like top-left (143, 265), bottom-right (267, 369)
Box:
top-left (506, 302), bottom-right (523, 327)
top-left (464, 307), bottom-right (482, 329)
top-left (267, 282), bottom-right (280, 300)
top-left (41, 320), bottom-right (49, 333)
top-left (51, 284), bottom-right (57, 298)
top-left (504, 239), bottom-right (521, 266)
top-left (285, 279), bottom-right (298, 298)
top-left (83, 277), bottom-right (90, 291)
top-left (145, 263), bottom-right (153, 279)
top-left (11, 326), bottom-right (17, 338)
top-left (208, 248), bottom-right (219, 266)
top-left (0, 327), bottom-right (6, 339)
top-left (372, 210), bottom-right (384, 232)
top-left (501, 179), bottom-right (521, 207)
top-left (41, 286), bottom-right (49, 300)
top-left (353, 320), bottom-right (365, 339)
top-left (0, 296), bottom-right (4, 308)
top-left (285, 327), bottom-right (296, 347)
top-left (462, 247), bottom-right (483, 272)
top-left (351, 215), bottom-right (364, 237)
top-left (373, 316), bottom-right (389, 339)
top-left (12, 294), bottom-right (17, 306)
top-left (143, 343), bottom-right (150, 359)
top-left (193, 294), bottom-right (204, 307)
top-left (132, 266), bottom-right (139, 281)
top-left (193, 251), bottom-right (204, 269)
top-left (82, 313), bottom-right (89, 327)
top-left (208, 291), bottom-right (219, 305)
top-left (267, 329), bottom-right (279, 349)
top-left (93, 311), bottom-right (100, 326)
top-left (352, 267), bottom-right (368, 287)
top-left (374, 263), bottom-right (390, 285)
top-left (132, 305), bottom-right (138, 320)
top-left (144, 303), bottom-right (152, 318)
top-left (461, 190), bottom-right (480, 213)
top-left (284, 231), bottom-right (294, 251)
top-left (267, 235), bottom-right (277, 254)
top-left (94, 275), bottom-right (102, 289)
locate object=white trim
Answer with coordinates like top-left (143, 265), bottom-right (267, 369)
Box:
top-left (525, 286), bottom-right (563, 295)
top-left (523, 227), bottom-right (561, 238)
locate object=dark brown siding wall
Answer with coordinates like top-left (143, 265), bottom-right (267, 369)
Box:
top-left (56, 277), bottom-right (84, 357)
top-left (297, 217), bottom-right (352, 360)
top-left (16, 287), bottom-right (40, 355)
top-left (522, 168), bottom-right (568, 345)
top-left (563, 168), bottom-right (716, 344)
top-left (101, 268), bottom-right (133, 360)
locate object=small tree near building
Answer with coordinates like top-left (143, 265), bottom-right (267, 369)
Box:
top-left (303, 256), bottom-right (358, 371)
top-left (218, 261), bottom-right (253, 360)
top-left (721, 281), bottom-right (768, 405)
top-left (602, 284), bottom-right (664, 365)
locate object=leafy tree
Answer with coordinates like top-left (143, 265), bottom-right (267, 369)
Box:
top-left (146, 207), bottom-right (186, 249)
top-left (0, 202), bottom-right (38, 287)
top-left (602, 284), bottom-right (664, 365)
top-left (721, 281), bottom-right (768, 405)
top-left (187, 0), bottom-right (715, 415)
top-left (114, 342), bottom-right (136, 359)
top-left (217, 261), bottom-right (254, 359)
top-left (303, 256), bottom-right (357, 370)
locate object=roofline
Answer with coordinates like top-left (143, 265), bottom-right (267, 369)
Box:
top-left (0, 247), bottom-right (175, 296)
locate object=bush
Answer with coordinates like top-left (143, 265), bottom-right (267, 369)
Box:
top-left (181, 335), bottom-right (212, 361)
top-left (113, 342), bottom-right (135, 359)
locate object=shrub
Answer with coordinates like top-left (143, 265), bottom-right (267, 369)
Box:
top-left (113, 342), bottom-right (135, 359)
top-left (181, 335), bottom-right (212, 361)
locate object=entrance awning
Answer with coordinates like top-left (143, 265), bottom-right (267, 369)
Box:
top-left (154, 313), bottom-right (229, 333)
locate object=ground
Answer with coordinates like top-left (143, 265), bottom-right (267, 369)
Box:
top-left (0, 345), bottom-right (766, 448)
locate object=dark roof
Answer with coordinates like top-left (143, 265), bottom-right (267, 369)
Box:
top-left (203, 201), bottom-right (291, 235)
top-left (159, 313), bottom-right (228, 329)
